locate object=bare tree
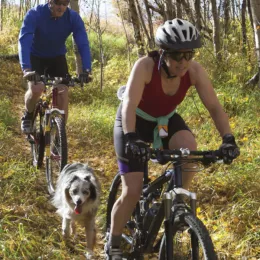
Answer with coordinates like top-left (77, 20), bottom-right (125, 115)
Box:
top-left (194, 0), bottom-right (202, 30)
top-left (241, 0), bottom-right (247, 53)
top-left (223, 0), bottom-right (230, 36)
top-left (143, 0), bottom-right (155, 48)
top-left (164, 0), bottom-right (174, 20)
top-left (116, 0), bottom-right (132, 68)
top-left (246, 0), bottom-right (260, 87)
top-left (127, 0), bottom-right (144, 57)
top-left (0, 0), bottom-right (4, 31)
top-left (210, 0), bottom-right (222, 60)
top-left (176, 0), bottom-right (182, 18)
top-left (70, 0), bottom-right (83, 75)
top-left (89, 0), bottom-right (107, 90)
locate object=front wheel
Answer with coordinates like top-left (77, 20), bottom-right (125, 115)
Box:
top-left (159, 211), bottom-right (217, 260)
top-left (46, 116), bottom-right (67, 196)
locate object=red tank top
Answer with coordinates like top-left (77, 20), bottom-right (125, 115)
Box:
top-left (138, 60), bottom-right (192, 117)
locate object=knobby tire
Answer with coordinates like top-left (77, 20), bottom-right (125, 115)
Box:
top-left (31, 106), bottom-right (45, 168)
top-left (46, 116), bottom-right (67, 196)
top-left (159, 211), bottom-right (217, 260)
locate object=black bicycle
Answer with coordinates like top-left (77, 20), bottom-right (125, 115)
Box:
top-left (105, 148), bottom-right (222, 260)
top-left (27, 74), bottom-right (83, 195)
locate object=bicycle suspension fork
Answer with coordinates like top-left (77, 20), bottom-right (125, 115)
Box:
top-left (163, 192), bottom-right (173, 260)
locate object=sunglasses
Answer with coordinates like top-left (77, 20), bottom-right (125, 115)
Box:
top-left (53, 0), bottom-right (70, 6)
top-left (165, 51), bottom-right (195, 62)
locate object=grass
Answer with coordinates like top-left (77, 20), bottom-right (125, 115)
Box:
top-left (0, 43), bottom-right (260, 259)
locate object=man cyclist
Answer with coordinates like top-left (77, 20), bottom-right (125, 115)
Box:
top-left (106, 18), bottom-right (240, 259)
top-left (19, 0), bottom-right (91, 133)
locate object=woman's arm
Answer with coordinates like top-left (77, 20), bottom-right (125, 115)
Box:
top-left (122, 57), bottom-right (152, 134)
top-left (191, 61), bottom-right (232, 137)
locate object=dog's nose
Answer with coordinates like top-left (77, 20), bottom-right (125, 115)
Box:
top-left (76, 199), bottom-right (82, 205)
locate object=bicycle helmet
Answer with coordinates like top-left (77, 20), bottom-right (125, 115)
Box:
top-left (155, 18), bottom-right (201, 50)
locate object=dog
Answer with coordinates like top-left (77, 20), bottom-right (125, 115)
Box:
top-left (51, 163), bottom-right (101, 259)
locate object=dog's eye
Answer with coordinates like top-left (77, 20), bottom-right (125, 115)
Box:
top-left (72, 189), bottom-right (78, 195)
top-left (83, 190), bottom-right (89, 195)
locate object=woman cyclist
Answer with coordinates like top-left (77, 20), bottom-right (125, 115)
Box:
top-left (106, 18), bottom-right (239, 260)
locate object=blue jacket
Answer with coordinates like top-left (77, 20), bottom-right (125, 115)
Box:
top-left (18, 4), bottom-right (91, 71)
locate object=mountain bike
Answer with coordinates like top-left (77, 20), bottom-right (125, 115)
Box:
top-left (26, 74), bottom-right (83, 195)
top-left (105, 148), bottom-right (222, 259)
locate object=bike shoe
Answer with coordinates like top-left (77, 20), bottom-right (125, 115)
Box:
top-left (21, 111), bottom-right (33, 134)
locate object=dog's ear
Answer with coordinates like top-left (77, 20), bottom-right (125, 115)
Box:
top-left (89, 182), bottom-right (97, 201)
top-left (65, 176), bottom-right (78, 201)
top-left (65, 186), bottom-right (71, 202)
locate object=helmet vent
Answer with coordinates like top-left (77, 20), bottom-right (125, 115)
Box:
top-left (182, 30), bottom-right (187, 40)
top-left (189, 27), bottom-right (193, 39)
top-left (177, 19), bottom-right (183, 25)
top-left (172, 28), bottom-right (180, 39)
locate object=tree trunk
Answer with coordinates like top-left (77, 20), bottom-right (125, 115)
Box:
top-left (176, 0), bottom-right (182, 19)
top-left (143, 0), bottom-right (155, 49)
top-left (210, 0), bottom-right (222, 60)
top-left (181, 0), bottom-right (195, 24)
top-left (194, 0), bottom-right (201, 30)
top-left (135, 0), bottom-right (151, 50)
top-left (0, 0), bottom-right (3, 31)
top-left (70, 0), bottom-right (83, 75)
top-left (116, 0), bottom-right (132, 68)
top-left (223, 0), bottom-right (230, 36)
top-left (241, 0), bottom-right (247, 54)
top-left (248, 0), bottom-right (260, 87)
top-left (164, 0), bottom-right (174, 20)
top-left (127, 0), bottom-right (145, 57)
top-left (247, 0), bottom-right (254, 42)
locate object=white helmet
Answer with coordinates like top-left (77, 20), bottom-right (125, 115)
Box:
top-left (155, 18), bottom-right (201, 50)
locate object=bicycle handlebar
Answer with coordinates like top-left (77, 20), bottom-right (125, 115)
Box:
top-left (149, 148), bottom-right (222, 165)
top-left (25, 72), bottom-right (83, 87)
top-left (39, 75), bottom-right (82, 87)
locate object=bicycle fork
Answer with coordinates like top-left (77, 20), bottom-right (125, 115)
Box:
top-left (163, 188), bottom-right (197, 260)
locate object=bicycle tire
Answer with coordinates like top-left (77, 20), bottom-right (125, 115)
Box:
top-left (30, 106), bottom-right (45, 168)
top-left (46, 116), bottom-right (67, 196)
top-left (159, 211), bottom-right (217, 260)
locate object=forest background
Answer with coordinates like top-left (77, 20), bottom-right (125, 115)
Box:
top-left (0, 0), bottom-right (260, 259)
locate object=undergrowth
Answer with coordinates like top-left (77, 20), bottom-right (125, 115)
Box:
top-left (0, 19), bottom-right (259, 260)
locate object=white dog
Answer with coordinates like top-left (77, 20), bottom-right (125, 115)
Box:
top-left (52, 163), bottom-right (101, 258)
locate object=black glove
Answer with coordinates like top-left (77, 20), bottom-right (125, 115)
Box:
top-left (125, 132), bottom-right (150, 163)
top-left (79, 70), bottom-right (92, 84)
top-left (219, 134), bottom-right (240, 164)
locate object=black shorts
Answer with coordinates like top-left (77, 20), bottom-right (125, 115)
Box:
top-left (30, 54), bottom-right (69, 77)
top-left (114, 103), bottom-right (191, 174)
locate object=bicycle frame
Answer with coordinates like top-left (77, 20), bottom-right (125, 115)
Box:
top-left (126, 158), bottom-right (198, 258)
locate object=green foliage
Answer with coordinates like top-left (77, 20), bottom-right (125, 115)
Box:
top-left (0, 14), bottom-right (259, 259)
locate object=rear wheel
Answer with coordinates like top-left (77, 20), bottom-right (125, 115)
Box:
top-left (30, 105), bottom-right (45, 168)
top-left (159, 211), bottom-right (217, 260)
top-left (46, 116), bottom-right (67, 195)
